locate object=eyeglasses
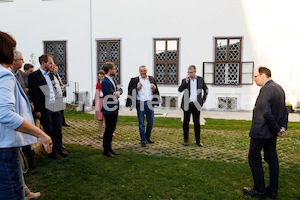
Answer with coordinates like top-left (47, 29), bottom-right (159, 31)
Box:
top-left (15, 58), bottom-right (24, 61)
top-left (254, 74), bottom-right (261, 78)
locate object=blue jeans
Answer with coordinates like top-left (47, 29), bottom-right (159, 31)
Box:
top-left (136, 101), bottom-right (154, 144)
top-left (0, 148), bottom-right (24, 200)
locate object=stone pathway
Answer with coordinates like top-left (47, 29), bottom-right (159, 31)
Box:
top-left (62, 119), bottom-right (300, 168)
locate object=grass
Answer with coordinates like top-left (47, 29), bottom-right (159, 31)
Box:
top-left (25, 111), bottom-right (300, 200)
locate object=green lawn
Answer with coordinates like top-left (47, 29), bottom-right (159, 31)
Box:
top-left (25, 111), bottom-right (300, 200)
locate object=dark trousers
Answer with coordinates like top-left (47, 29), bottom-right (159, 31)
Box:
top-left (21, 145), bottom-right (35, 170)
top-left (60, 110), bottom-right (66, 125)
top-left (103, 113), bottom-right (118, 154)
top-left (248, 137), bottom-right (279, 193)
top-left (183, 102), bottom-right (201, 143)
top-left (40, 109), bottom-right (63, 154)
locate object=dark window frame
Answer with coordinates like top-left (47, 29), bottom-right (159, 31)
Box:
top-left (153, 38), bottom-right (179, 85)
top-left (44, 40), bottom-right (67, 84)
top-left (203, 37), bottom-right (254, 85)
top-left (96, 40), bottom-right (121, 84)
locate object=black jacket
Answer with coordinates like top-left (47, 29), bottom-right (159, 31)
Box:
top-left (178, 76), bottom-right (208, 111)
top-left (250, 80), bottom-right (288, 139)
top-left (125, 76), bottom-right (160, 108)
top-left (28, 69), bottom-right (47, 114)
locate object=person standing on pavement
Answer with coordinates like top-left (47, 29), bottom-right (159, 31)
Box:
top-left (243, 66), bottom-right (288, 199)
top-left (126, 65), bottom-right (160, 147)
top-left (94, 70), bottom-right (105, 139)
top-left (101, 62), bottom-right (122, 158)
top-left (28, 54), bottom-right (68, 159)
top-left (178, 65), bottom-right (208, 147)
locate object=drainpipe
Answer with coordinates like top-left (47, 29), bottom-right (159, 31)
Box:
top-left (89, 0), bottom-right (94, 107)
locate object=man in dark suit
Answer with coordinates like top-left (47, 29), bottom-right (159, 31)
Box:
top-left (11, 51), bottom-right (36, 170)
top-left (101, 62), bottom-right (122, 158)
top-left (28, 54), bottom-right (68, 159)
top-left (178, 65), bottom-right (208, 147)
top-left (243, 66), bottom-right (288, 199)
top-left (125, 65), bottom-right (160, 147)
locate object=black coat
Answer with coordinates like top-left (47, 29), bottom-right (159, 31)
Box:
top-left (125, 76), bottom-right (160, 108)
top-left (178, 76), bottom-right (208, 111)
top-left (250, 80), bottom-right (288, 139)
top-left (28, 69), bottom-right (47, 114)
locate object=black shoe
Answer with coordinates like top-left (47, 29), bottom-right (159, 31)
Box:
top-left (141, 143), bottom-right (146, 147)
top-left (62, 123), bottom-right (70, 127)
top-left (29, 164), bottom-right (36, 171)
top-left (57, 150), bottom-right (69, 157)
top-left (110, 150), bottom-right (119, 155)
top-left (196, 142), bottom-right (203, 147)
top-left (146, 139), bottom-right (155, 144)
top-left (103, 152), bottom-right (114, 158)
top-left (47, 153), bottom-right (60, 160)
top-left (266, 186), bottom-right (277, 199)
top-left (242, 187), bottom-right (266, 198)
top-left (183, 141), bottom-right (188, 146)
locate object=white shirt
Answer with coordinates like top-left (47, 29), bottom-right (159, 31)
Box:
top-left (105, 75), bottom-right (116, 91)
top-left (189, 78), bottom-right (197, 102)
top-left (53, 75), bottom-right (63, 97)
top-left (137, 76), bottom-right (153, 101)
top-left (39, 68), bottom-right (55, 103)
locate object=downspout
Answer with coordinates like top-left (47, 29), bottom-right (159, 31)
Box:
top-left (89, 0), bottom-right (94, 107)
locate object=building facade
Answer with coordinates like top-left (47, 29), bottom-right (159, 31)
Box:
top-left (1, 0), bottom-right (299, 110)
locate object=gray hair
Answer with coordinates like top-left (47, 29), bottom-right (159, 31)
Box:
top-left (139, 65), bottom-right (147, 70)
top-left (188, 65), bottom-right (196, 71)
top-left (14, 50), bottom-right (21, 60)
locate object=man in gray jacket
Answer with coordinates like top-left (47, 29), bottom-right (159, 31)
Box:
top-left (243, 66), bottom-right (288, 199)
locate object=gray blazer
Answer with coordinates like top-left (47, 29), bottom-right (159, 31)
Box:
top-left (250, 80), bottom-right (288, 139)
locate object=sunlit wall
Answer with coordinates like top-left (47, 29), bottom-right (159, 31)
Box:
top-left (242, 0), bottom-right (300, 107)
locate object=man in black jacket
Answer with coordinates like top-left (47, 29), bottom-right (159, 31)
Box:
top-left (28, 54), bottom-right (68, 159)
top-left (243, 66), bottom-right (288, 199)
top-left (178, 65), bottom-right (208, 147)
top-left (126, 65), bottom-right (160, 147)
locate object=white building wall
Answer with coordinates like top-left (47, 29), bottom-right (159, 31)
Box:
top-left (1, 0), bottom-right (299, 110)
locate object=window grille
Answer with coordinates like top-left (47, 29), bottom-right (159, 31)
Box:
top-left (44, 41), bottom-right (67, 83)
top-left (161, 96), bottom-right (178, 108)
top-left (97, 40), bottom-right (121, 84)
top-left (218, 97), bottom-right (237, 109)
top-left (203, 37), bottom-right (254, 85)
top-left (154, 39), bottom-right (179, 84)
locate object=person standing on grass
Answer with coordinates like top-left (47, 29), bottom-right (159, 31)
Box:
top-left (0, 30), bottom-right (52, 200)
top-left (243, 66), bottom-right (288, 199)
top-left (126, 65), bottom-right (160, 147)
top-left (28, 54), bottom-right (68, 159)
top-left (101, 62), bottom-right (122, 158)
top-left (94, 69), bottom-right (105, 139)
top-left (178, 65), bottom-right (208, 147)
